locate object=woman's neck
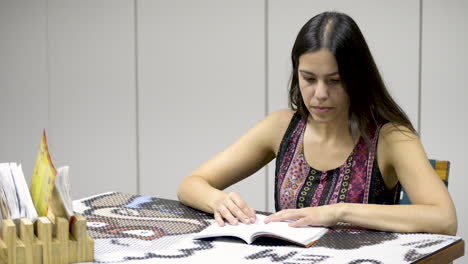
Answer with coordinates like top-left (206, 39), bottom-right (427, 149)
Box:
top-left (306, 115), bottom-right (355, 145)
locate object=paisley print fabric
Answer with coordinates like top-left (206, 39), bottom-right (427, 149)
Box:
top-left (275, 113), bottom-right (397, 211)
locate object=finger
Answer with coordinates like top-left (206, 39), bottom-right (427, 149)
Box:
top-left (264, 212), bottom-right (283, 223)
top-left (218, 204), bottom-right (239, 226)
top-left (225, 197), bottom-right (250, 224)
top-left (249, 207), bottom-right (257, 223)
top-left (263, 212), bottom-right (276, 223)
top-left (288, 217), bottom-right (308, 228)
top-left (228, 193), bottom-right (255, 223)
top-left (265, 210), bottom-right (301, 223)
top-left (264, 213), bottom-right (286, 223)
top-left (214, 211), bottom-right (225, 227)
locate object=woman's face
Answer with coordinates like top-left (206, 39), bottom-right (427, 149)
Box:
top-left (298, 49), bottom-right (350, 124)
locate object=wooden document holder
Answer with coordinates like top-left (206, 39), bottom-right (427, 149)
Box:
top-left (0, 215), bottom-right (94, 264)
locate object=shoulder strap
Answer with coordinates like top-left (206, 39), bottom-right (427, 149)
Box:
top-left (363, 124), bottom-right (384, 203)
top-left (274, 113), bottom-right (304, 211)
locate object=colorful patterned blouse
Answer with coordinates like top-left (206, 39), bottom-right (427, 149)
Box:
top-left (274, 113), bottom-right (397, 211)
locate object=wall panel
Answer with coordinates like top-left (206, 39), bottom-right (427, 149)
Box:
top-left (421, 0), bottom-right (468, 254)
top-left (47, 0), bottom-right (137, 199)
top-left (0, 0), bottom-right (49, 181)
top-left (138, 0), bottom-right (267, 210)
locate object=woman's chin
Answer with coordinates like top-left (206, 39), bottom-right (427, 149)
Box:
top-left (310, 114), bottom-right (333, 123)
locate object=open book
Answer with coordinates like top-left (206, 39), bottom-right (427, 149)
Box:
top-left (193, 214), bottom-right (328, 247)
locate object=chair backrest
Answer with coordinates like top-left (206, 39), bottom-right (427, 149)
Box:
top-left (395, 159), bottom-right (450, 205)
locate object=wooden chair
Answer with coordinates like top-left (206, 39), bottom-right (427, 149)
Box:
top-left (395, 159), bottom-right (450, 204)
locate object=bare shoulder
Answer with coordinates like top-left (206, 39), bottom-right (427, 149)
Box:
top-left (377, 123), bottom-right (429, 186)
top-left (379, 123), bottom-right (418, 144)
top-left (266, 109), bottom-right (295, 127)
top-left (378, 122), bottom-right (427, 166)
top-left (264, 109), bottom-right (296, 154)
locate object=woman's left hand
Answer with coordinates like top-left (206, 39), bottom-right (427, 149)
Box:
top-left (264, 204), bottom-right (342, 227)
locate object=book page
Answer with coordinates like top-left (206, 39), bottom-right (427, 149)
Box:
top-left (0, 163), bottom-right (38, 222)
top-left (11, 163), bottom-right (38, 221)
top-left (254, 215), bottom-right (328, 246)
top-left (0, 163), bottom-right (19, 219)
top-left (193, 214), bottom-right (328, 246)
top-left (193, 217), bottom-right (260, 244)
top-left (51, 166), bottom-right (74, 219)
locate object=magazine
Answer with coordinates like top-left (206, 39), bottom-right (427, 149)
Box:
top-left (30, 131), bottom-right (57, 217)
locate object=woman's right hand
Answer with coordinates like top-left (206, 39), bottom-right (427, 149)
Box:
top-left (213, 192), bottom-right (257, 226)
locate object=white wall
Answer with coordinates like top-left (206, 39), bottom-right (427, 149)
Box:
top-left (47, 0), bottom-right (138, 199)
top-left (137, 0), bottom-right (266, 210)
top-left (421, 0), bottom-right (468, 255)
top-left (0, 2), bottom-right (466, 262)
top-left (0, 0), bottom-right (48, 180)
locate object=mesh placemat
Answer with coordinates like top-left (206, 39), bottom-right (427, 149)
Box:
top-left (73, 192), bottom-right (462, 264)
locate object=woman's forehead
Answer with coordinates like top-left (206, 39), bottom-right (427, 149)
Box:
top-left (298, 49), bottom-right (339, 75)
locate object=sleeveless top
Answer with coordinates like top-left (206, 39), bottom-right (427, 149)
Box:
top-left (274, 113), bottom-right (397, 211)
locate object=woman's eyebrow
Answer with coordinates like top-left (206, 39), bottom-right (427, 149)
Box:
top-left (299, 69), bottom-right (339, 77)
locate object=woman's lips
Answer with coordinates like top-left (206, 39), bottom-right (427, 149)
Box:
top-left (312, 106), bottom-right (333, 113)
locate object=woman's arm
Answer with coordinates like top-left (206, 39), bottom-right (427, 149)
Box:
top-left (177, 110), bottom-right (294, 226)
top-left (265, 124), bottom-right (458, 235)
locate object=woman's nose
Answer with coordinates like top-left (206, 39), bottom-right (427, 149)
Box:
top-left (314, 81), bottom-right (329, 101)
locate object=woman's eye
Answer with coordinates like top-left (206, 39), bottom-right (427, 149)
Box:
top-left (303, 76), bottom-right (316, 82)
top-left (329, 79), bottom-right (341, 84)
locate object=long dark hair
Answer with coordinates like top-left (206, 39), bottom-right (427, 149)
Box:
top-left (289, 11), bottom-right (415, 145)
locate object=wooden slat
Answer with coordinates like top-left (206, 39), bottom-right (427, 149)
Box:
top-left (19, 219), bottom-right (34, 264)
top-left (2, 219), bottom-right (16, 264)
top-left (15, 240), bottom-right (26, 264)
top-left (67, 239), bottom-right (77, 263)
top-left (55, 217), bottom-right (68, 264)
top-left (0, 239), bottom-right (9, 264)
top-left (36, 217), bottom-right (51, 264)
top-left (85, 234), bottom-right (94, 262)
top-left (32, 237), bottom-right (43, 264)
top-left (51, 239), bottom-right (60, 264)
top-left (71, 215), bottom-right (86, 262)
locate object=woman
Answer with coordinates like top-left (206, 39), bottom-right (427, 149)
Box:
top-left (177, 11), bottom-right (457, 235)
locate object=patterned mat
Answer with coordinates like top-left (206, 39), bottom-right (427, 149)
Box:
top-left (73, 192), bottom-right (462, 264)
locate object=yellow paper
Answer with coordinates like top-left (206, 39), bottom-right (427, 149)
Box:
top-left (30, 130), bottom-right (57, 216)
